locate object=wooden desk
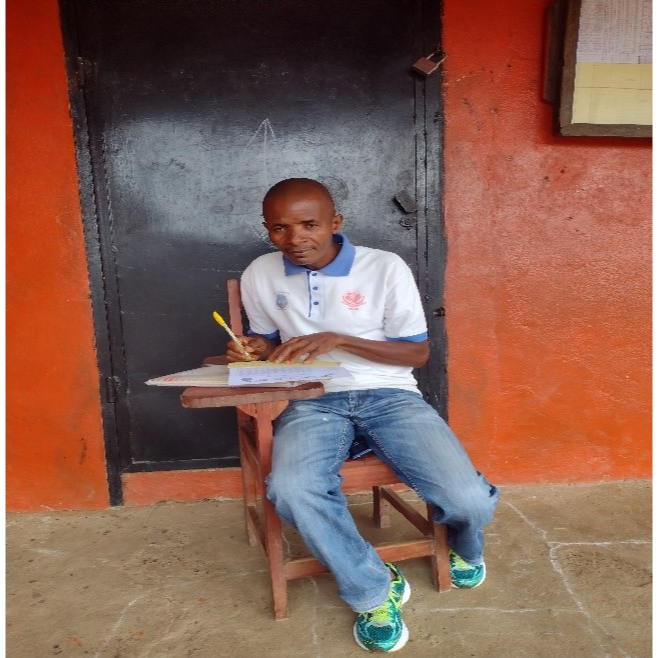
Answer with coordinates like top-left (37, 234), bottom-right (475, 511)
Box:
top-left (180, 364), bottom-right (328, 618)
top-left (180, 355), bottom-right (325, 409)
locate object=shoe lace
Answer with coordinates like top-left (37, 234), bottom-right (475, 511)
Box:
top-left (364, 599), bottom-right (395, 625)
top-left (450, 550), bottom-right (472, 570)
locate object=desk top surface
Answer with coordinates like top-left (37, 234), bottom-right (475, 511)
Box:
top-left (180, 356), bottom-right (325, 408)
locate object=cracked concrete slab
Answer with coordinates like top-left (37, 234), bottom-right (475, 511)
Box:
top-left (6, 481), bottom-right (651, 657)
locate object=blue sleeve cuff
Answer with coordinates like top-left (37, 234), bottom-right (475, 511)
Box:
top-left (247, 328), bottom-right (280, 341)
top-left (385, 332), bottom-right (428, 343)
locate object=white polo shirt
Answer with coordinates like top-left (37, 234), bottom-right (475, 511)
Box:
top-left (240, 233), bottom-right (428, 393)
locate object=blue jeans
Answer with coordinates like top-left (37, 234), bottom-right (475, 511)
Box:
top-left (266, 389), bottom-right (499, 612)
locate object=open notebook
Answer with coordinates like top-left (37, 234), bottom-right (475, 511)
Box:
top-left (146, 361), bottom-right (351, 387)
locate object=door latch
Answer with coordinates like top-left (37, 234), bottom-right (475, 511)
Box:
top-left (412, 50), bottom-right (447, 77)
top-left (394, 191), bottom-right (417, 229)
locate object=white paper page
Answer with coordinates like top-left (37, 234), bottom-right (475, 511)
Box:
top-left (146, 361), bottom-right (352, 387)
top-left (227, 361), bottom-right (352, 386)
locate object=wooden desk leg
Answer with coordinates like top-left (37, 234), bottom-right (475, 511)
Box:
top-left (373, 485), bottom-right (392, 528)
top-left (237, 411), bottom-right (259, 548)
top-left (256, 404), bottom-right (289, 620)
top-left (429, 507), bottom-right (452, 593)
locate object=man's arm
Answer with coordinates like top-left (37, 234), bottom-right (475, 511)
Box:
top-left (268, 332), bottom-right (429, 368)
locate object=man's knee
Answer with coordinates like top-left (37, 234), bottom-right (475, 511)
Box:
top-left (267, 469), bottom-right (342, 516)
top-left (267, 470), bottom-right (315, 514)
top-left (462, 481), bottom-right (499, 525)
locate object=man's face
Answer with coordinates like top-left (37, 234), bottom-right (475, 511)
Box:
top-left (263, 193), bottom-right (343, 270)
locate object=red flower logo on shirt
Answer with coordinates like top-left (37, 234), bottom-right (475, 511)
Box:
top-left (342, 291), bottom-right (366, 310)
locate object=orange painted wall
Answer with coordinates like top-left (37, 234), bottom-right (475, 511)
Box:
top-left (6, 0), bottom-right (651, 511)
top-left (442, 0), bottom-right (652, 483)
top-left (6, 0), bottom-right (110, 510)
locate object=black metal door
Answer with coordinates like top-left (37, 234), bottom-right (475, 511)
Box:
top-left (60, 0), bottom-right (445, 504)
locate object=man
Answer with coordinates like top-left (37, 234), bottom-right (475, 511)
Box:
top-left (226, 178), bottom-right (499, 652)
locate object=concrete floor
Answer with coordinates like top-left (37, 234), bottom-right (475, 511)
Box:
top-left (6, 481), bottom-right (652, 658)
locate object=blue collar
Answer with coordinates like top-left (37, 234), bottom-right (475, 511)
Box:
top-left (282, 233), bottom-right (356, 277)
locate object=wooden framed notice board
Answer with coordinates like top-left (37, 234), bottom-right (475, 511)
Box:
top-left (545, 0), bottom-right (652, 137)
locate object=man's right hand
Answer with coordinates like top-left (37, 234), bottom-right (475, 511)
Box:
top-left (225, 335), bottom-right (273, 362)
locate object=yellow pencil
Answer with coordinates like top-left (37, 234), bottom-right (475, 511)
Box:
top-left (213, 311), bottom-right (253, 361)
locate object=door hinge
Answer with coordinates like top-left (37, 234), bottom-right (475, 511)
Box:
top-left (104, 376), bottom-right (120, 404)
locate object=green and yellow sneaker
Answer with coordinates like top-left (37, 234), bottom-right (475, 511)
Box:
top-left (450, 549), bottom-right (486, 589)
top-left (353, 563), bottom-right (411, 652)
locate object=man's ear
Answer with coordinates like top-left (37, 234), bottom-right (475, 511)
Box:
top-left (332, 214), bottom-right (344, 233)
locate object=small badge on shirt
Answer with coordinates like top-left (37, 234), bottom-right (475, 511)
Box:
top-left (275, 292), bottom-right (289, 310)
top-left (341, 290), bottom-right (366, 310)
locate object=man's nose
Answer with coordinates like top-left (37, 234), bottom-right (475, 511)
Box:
top-left (286, 227), bottom-right (305, 244)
